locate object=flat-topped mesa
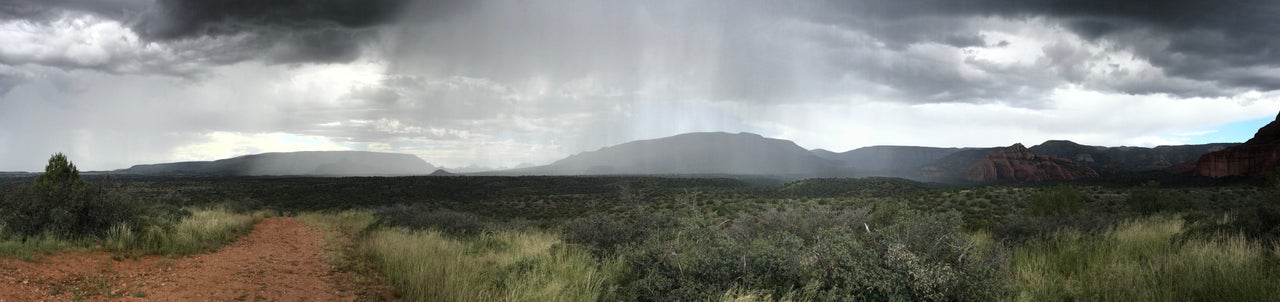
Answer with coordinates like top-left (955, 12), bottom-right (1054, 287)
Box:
top-left (1195, 112), bottom-right (1280, 178)
top-left (511, 132), bottom-right (841, 176)
top-left (116, 151), bottom-right (435, 176)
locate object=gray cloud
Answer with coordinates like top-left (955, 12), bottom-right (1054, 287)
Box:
top-left (0, 0), bottom-right (149, 21)
top-left (3, 0), bottom-right (1280, 170)
top-left (0, 64), bottom-right (27, 95)
top-left (10, 0), bottom-right (1279, 99)
top-left (134, 0), bottom-right (408, 39)
top-left (817, 0), bottom-right (1280, 95)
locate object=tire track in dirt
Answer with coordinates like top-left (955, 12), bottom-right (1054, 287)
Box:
top-left (0, 217), bottom-right (360, 301)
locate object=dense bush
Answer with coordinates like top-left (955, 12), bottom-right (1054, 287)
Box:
top-left (1184, 188), bottom-right (1280, 241)
top-left (613, 206), bottom-right (1006, 301)
top-left (1026, 184), bottom-right (1089, 217)
top-left (1126, 181), bottom-right (1196, 214)
top-left (0, 154), bottom-right (181, 239)
top-left (561, 210), bottom-right (680, 256)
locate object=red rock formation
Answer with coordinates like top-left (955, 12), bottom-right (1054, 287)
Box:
top-left (1195, 112), bottom-right (1280, 178)
top-left (964, 144), bottom-right (1099, 182)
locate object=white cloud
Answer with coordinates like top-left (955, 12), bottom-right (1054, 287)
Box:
top-left (1125, 136), bottom-right (1190, 147)
top-left (0, 12), bottom-right (193, 74)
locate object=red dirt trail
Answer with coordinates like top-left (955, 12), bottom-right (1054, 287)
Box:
top-left (0, 217), bottom-right (358, 301)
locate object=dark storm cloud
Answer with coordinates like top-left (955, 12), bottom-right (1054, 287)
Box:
top-left (132, 0), bottom-right (436, 64)
top-left (1066, 20), bottom-right (1117, 41)
top-left (807, 0), bottom-right (1280, 95)
top-left (135, 0), bottom-right (407, 39)
top-left (1027, 0), bottom-right (1280, 93)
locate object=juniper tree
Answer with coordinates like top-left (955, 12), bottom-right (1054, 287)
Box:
top-left (33, 152), bottom-right (86, 203)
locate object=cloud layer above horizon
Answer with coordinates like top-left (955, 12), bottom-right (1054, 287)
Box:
top-left (2, 0), bottom-right (1279, 171)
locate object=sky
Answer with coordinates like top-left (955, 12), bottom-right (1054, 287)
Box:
top-left (1, 0), bottom-right (1279, 171)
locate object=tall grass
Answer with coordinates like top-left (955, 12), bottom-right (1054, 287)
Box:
top-left (105, 208), bottom-right (270, 257)
top-left (1011, 216), bottom-right (1280, 301)
top-left (366, 228), bottom-right (622, 302)
top-left (0, 232), bottom-right (85, 261)
top-left (0, 221), bottom-right (89, 260)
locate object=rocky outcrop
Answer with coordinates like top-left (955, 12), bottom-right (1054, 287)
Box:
top-left (965, 144), bottom-right (1100, 182)
top-left (922, 143), bottom-right (1099, 182)
top-left (1195, 113), bottom-right (1280, 178)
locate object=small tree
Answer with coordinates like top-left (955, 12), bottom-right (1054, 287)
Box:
top-left (33, 153), bottom-right (87, 205)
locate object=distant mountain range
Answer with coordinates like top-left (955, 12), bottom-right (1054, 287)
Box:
top-left (491, 131), bottom-right (1243, 182)
top-left (0, 172), bottom-right (33, 178)
top-left (93, 112), bottom-right (1280, 182)
top-left (98, 135), bottom-right (1244, 182)
top-left (114, 151), bottom-right (436, 176)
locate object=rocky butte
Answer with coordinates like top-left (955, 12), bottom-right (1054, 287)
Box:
top-left (1195, 112), bottom-right (1280, 178)
top-left (964, 143), bottom-right (1100, 182)
top-left (920, 143), bottom-right (1099, 182)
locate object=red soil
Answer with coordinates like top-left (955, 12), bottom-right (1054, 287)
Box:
top-left (0, 217), bottom-right (362, 301)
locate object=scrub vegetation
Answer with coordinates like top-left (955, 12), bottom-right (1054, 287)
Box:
top-left (4, 154), bottom-right (1280, 301)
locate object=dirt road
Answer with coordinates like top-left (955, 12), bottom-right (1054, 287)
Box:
top-left (0, 217), bottom-right (363, 301)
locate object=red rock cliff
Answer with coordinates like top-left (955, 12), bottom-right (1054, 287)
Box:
top-left (1195, 112), bottom-right (1280, 178)
top-left (965, 143), bottom-right (1100, 182)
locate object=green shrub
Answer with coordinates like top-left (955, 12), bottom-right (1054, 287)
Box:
top-left (1026, 185), bottom-right (1088, 217)
top-left (614, 207), bottom-right (1005, 301)
top-left (561, 210), bottom-right (679, 256)
top-left (1183, 188), bottom-right (1280, 241)
top-left (1126, 181), bottom-right (1196, 214)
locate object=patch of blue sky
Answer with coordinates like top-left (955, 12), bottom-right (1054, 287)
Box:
top-left (1181, 117), bottom-right (1272, 144)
